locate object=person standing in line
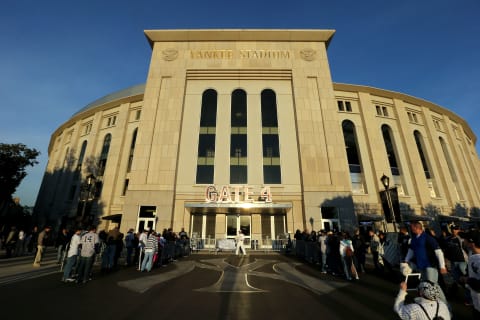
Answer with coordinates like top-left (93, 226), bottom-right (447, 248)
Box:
top-left (368, 229), bottom-right (382, 273)
top-left (398, 226), bottom-right (411, 262)
top-left (15, 228), bottom-right (25, 257)
top-left (5, 226), bottom-right (17, 258)
top-left (461, 229), bottom-right (480, 317)
top-left (76, 226), bottom-right (99, 284)
top-left (352, 229), bottom-right (366, 273)
top-left (318, 230), bottom-right (328, 273)
top-left (55, 228), bottom-right (70, 264)
top-left (62, 227), bottom-right (82, 282)
top-left (140, 230), bottom-right (158, 272)
top-left (235, 230), bottom-right (246, 256)
top-left (137, 228), bottom-right (149, 270)
top-left (403, 221), bottom-right (448, 303)
top-left (340, 232), bottom-right (358, 280)
top-left (27, 226), bottom-right (38, 254)
top-left (124, 228), bottom-right (135, 267)
top-left (33, 226), bottom-right (51, 267)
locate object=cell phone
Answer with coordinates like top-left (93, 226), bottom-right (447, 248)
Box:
top-left (405, 273), bottom-right (421, 291)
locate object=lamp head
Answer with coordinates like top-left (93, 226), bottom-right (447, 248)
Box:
top-left (86, 173), bottom-right (96, 185)
top-left (380, 174), bottom-right (390, 189)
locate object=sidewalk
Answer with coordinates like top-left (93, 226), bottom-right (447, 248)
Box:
top-left (0, 248), bottom-right (59, 284)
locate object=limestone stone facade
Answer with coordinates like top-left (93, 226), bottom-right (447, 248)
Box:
top-left (34, 30), bottom-right (480, 243)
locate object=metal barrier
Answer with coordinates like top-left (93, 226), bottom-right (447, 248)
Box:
top-left (291, 240), bottom-right (320, 263)
top-left (187, 237), bottom-right (288, 253)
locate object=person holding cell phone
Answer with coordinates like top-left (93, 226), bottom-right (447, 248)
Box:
top-left (393, 280), bottom-right (451, 319)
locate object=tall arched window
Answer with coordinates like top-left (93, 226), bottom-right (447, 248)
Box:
top-left (414, 131), bottom-right (437, 197)
top-left (439, 137), bottom-right (462, 200)
top-left (342, 120), bottom-right (364, 193)
top-left (261, 89), bottom-right (281, 184)
top-left (382, 125), bottom-right (405, 195)
top-left (98, 133), bottom-right (111, 176)
top-left (63, 147), bottom-right (70, 169)
top-left (230, 89), bottom-right (247, 184)
top-left (127, 128), bottom-right (138, 173)
top-left (196, 89), bottom-right (217, 184)
top-left (74, 140), bottom-right (88, 180)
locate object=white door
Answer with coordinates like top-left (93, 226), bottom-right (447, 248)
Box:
top-left (322, 219), bottom-right (340, 232)
top-left (226, 215), bottom-right (251, 246)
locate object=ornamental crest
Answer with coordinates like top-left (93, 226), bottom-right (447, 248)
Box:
top-left (300, 48), bottom-right (316, 61)
top-left (162, 48), bottom-right (178, 61)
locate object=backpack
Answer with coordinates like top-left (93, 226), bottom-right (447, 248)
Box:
top-left (416, 301), bottom-right (444, 320)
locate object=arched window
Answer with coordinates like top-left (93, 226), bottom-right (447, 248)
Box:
top-left (414, 131), bottom-right (437, 197)
top-left (74, 140), bottom-right (88, 180)
top-left (414, 131), bottom-right (431, 179)
top-left (98, 133), bottom-right (111, 176)
top-left (127, 128), bottom-right (138, 173)
top-left (261, 89), bottom-right (281, 184)
top-left (382, 125), bottom-right (405, 195)
top-left (196, 89), bottom-right (217, 184)
top-left (78, 140), bottom-right (87, 168)
top-left (342, 120), bottom-right (364, 193)
top-left (63, 147), bottom-right (70, 169)
top-left (439, 137), bottom-right (462, 200)
top-left (230, 89), bottom-right (248, 184)
top-left (382, 125), bottom-right (400, 176)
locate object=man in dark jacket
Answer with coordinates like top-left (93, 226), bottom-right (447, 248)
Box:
top-left (55, 228), bottom-right (70, 264)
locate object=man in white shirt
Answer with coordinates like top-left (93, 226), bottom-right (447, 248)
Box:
top-left (137, 228), bottom-right (149, 270)
top-left (236, 230), bottom-right (246, 256)
top-left (15, 229), bottom-right (25, 256)
top-left (62, 227), bottom-right (82, 282)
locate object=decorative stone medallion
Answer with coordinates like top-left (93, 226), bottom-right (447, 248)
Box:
top-left (300, 48), bottom-right (316, 61)
top-left (162, 48), bottom-right (178, 61)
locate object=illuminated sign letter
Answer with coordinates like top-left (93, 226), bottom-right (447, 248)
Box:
top-left (219, 186), bottom-right (232, 202)
top-left (243, 186), bottom-right (253, 202)
top-left (205, 185), bottom-right (218, 202)
top-left (260, 186), bottom-right (272, 203)
top-left (233, 185), bottom-right (241, 202)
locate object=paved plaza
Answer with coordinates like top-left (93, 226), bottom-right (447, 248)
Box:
top-left (0, 250), bottom-right (473, 319)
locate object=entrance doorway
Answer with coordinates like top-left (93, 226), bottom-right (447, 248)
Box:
top-left (136, 218), bottom-right (155, 233)
top-left (226, 215), bottom-right (251, 245)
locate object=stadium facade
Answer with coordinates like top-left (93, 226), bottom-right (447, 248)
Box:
top-left (34, 30), bottom-right (480, 245)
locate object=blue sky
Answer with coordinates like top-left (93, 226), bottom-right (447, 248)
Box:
top-left (1, 0), bottom-right (479, 206)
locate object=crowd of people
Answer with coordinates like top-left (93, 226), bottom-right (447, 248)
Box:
top-left (1, 224), bottom-right (191, 284)
top-left (0, 225), bottom-right (49, 259)
top-left (290, 222), bottom-right (480, 318)
top-left (2, 221), bottom-right (479, 317)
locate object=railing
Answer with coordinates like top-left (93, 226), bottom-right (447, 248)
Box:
top-left (189, 237), bottom-right (290, 253)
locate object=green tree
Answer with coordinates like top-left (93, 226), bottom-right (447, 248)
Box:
top-left (0, 143), bottom-right (40, 213)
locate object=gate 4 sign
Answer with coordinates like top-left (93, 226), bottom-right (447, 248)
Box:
top-left (205, 185), bottom-right (272, 203)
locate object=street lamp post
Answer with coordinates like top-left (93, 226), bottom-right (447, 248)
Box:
top-left (79, 173), bottom-right (96, 227)
top-left (380, 174), bottom-right (397, 232)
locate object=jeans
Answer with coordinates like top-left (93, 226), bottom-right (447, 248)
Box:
top-left (141, 251), bottom-right (154, 272)
top-left (77, 255), bottom-right (94, 283)
top-left (57, 246), bottom-right (65, 263)
top-left (63, 255), bottom-right (77, 280)
top-left (126, 246), bottom-right (134, 266)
